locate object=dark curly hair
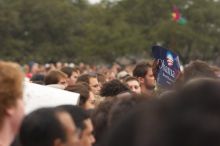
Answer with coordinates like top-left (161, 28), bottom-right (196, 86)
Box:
top-left (100, 79), bottom-right (130, 97)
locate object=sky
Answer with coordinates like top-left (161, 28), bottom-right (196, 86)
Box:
top-left (88, 0), bottom-right (101, 4)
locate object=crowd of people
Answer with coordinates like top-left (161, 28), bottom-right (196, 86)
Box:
top-left (1, 59), bottom-right (220, 146)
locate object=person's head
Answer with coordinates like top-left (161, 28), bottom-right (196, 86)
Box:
top-left (56, 62), bottom-right (63, 70)
top-left (0, 61), bottom-right (24, 135)
top-left (61, 67), bottom-right (80, 86)
top-left (124, 76), bottom-right (141, 94)
top-left (108, 95), bottom-right (147, 127)
top-left (116, 71), bottom-right (130, 81)
top-left (211, 65), bottom-right (220, 78)
top-left (133, 62), bottom-right (155, 94)
top-left (97, 73), bottom-right (107, 88)
top-left (57, 105), bottom-right (95, 146)
top-left (181, 60), bottom-right (217, 83)
top-left (61, 67), bottom-right (73, 78)
top-left (91, 98), bottom-right (117, 145)
top-left (19, 107), bottom-right (79, 146)
top-left (100, 79), bottom-right (130, 98)
top-left (44, 70), bottom-right (68, 87)
top-left (65, 82), bottom-right (96, 110)
top-left (77, 73), bottom-right (100, 95)
top-left (103, 98), bottom-right (159, 146)
top-left (70, 67), bottom-right (80, 85)
top-left (30, 74), bottom-right (45, 85)
top-left (30, 63), bottom-right (39, 74)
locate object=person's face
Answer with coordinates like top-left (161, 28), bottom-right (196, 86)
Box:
top-left (126, 80), bottom-right (141, 94)
top-left (144, 68), bottom-right (156, 89)
top-left (57, 112), bottom-right (79, 146)
top-left (69, 71), bottom-right (79, 86)
top-left (89, 77), bottom-right (100, 95)
top-left (31, 63), bottom-right (39, 74)
top-left (84, 92), bottom-right (96, 110)
top-left (79, 119), bottom-right (95, 146)
top-left (107, 72), bottom-right (116, 81)
top-left (58, 77), bottom-right (68, 88)
top-left (56, 62), bottom-right (62, 70)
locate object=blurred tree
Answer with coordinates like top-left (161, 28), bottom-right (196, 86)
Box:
top-left (0, 0), bottom-right (219, 64)
top-left (111, 0), bottom-right (220, 63)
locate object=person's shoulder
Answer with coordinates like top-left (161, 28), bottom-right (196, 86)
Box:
top-left (47, 84), bottom-right (65, 90)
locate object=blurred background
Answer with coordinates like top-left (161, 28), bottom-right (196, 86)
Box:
top-left (0, 0), bottom-right (220, 65)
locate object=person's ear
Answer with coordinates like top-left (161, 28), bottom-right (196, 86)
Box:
top-left (138, 77), bottom-right (144, 84)
top-left (5, 106), bottom-right (16, 117)
top-left (53, 138), bottom-right (64, 146)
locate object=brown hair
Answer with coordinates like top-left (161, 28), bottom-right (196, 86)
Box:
top-left (183, 60), bottom-right (217, 82)
top-left (76, 73), bottom-right (97, 84)
top-left (61, 67), bottom-right (74, 78)
top-left (44, 70), bottom-right (67, 85)
top-left (65, 82), bottom-right (90, 106)
top-left (0, 61), bottom-right (24, 128)
top-left (97, 73), bottom-right (107, 86)
top-left (133, 61), bottom-right (153, 78)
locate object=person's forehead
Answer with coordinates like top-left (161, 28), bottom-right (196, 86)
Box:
top-left (89, 77), bottom-right (98, 83)
top-left (146, 67), bottom-right (153, 74)
top-left (127, 80), bottom-right (139, 85)
top-left (72, 71), bottom-right (79, 75)
top-left (59, 77), bottom-right (67, 80)
top-left (57, 111), bottom-right (76, 131)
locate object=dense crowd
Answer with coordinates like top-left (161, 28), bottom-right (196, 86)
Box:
top-left (1, 59), bottom-right (220, 146)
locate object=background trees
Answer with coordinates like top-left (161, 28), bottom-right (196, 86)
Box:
top-left (0, 0), bottom-right (219, 64)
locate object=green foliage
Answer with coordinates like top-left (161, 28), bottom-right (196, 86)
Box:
top-left (0, 0), bottom-right (219, 64)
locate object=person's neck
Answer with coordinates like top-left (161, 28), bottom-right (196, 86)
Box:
top-left (0, 120), bottom-right (14, 146)
top-left (141, 86), bottom-right (154, 96)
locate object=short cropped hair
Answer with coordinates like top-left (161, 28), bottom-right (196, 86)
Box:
top-left (108, 95), bottom-right (147, 126)
top-left (183, 60), bottom-right (217, 82)
top-left (19, 108), bottom-right (66, 146)
top-left (56, 105), bottom-right (89, 131)
top-left (0, 61), bottom-right (24, 128)
top-left (133, 62), bottom-right (152, 78)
